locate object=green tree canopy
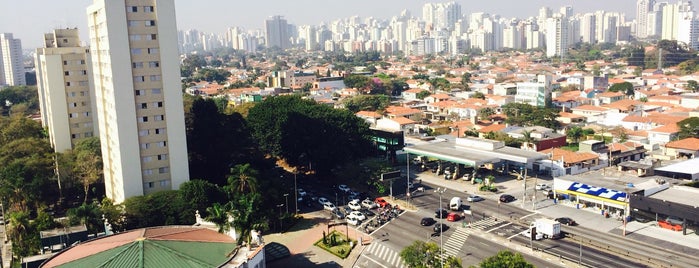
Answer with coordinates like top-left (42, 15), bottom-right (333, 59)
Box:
top-left (247, 95), bottom-right (373, 173)
top-left (400, 241), bottom-right (441, 268)
top-left (686, 80), bottom-right (699, 93)
top-left (416, 90), bottom-right (431, 99)
top-left (608, 82), bottom-right (635, 96)
top-left (501, 103), bottom-right (560, 129)
top-left (677, 117), bottom-right (699, 139)
top-left (475, 250), bottom-right (534, 268)
top-left (342, 95), bottom-right (390, 113)
top-left (344, 74), bottom-right (370, 89)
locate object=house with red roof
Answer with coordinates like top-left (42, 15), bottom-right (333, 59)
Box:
top-left (664, 137), bottom-right (699, 159)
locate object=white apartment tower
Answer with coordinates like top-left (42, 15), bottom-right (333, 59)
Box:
top-left (546, 14), bottom-right (568, 58)
top-left (35, 28), bottom-right (99, 153)
top-left (0, 33), bottom-right (26, 86)
top-left (86, 0), bottom-right (190, 203)
top-left (581, 13), bottom-right (597, 43)
top-left (637, 0), bottom-right (657, 38)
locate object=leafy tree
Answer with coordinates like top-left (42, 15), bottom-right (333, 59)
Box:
top-left (230, 192), bottom-right (268, 245)
top-left (475, 250), bottom-right (533, 268)
top-left (400, 240), bottom-right (441, 268)
top-left (122, 190), bottom-right (191, 230)
top-left (416, 90), bottom-right (431, 99)
top-left (73, 138), bottom-right (103, 204)
top-left (7, 211), bottom-right (40, 257)
top-left (677, 117), bottom-right (699, 139)
top-left (342, 95), bottom-right (390, 113)
top-left (567, 126), bottom-right (584, 144)
top-left (205, 202), bottom-right (231, 233)
top-left (687, 80), bottom-right (699, 93)
top-left (179, 180), bottom-right (226, 218)
top-left (413, 74), bottom-right (430, 80)
top-left (471, 92), bottom-right (485, 99)
top-left (67, 202), bottom-right (103, 235)
top-left (429, 77), bottom-right (451, 91)
top-left (0, 135), bottom-right (54, 212)
top-left (344, 74), bottom-right (370, 89)
top-left (608, 82), bottom-right (634, 96)
top-left (478, 107), bottom-right (495, 121)
top-left (0, 85), bottom-right (41, 116)
top-left (461, 72), bottom-right (472, 86)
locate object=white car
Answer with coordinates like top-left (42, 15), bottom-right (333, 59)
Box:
top-left (323, 202), bottom-right (336, 211)
top-left (318, 197), bottom-right (329, 205)
top-left (467, 195), bottom-right (484, 202)
top-left (535, 183), bottom-right (551, 191)
top-left (348, 199), bottom-right (362, 210)
top-left (361, 199), bottom-right (378, 209)
top-left (338, 184), bottom-right (351, 193)
top-left (348, 211), bottom-right (366, 221)
top-left (297, 188), bottom-right (307, 197)
top-left (346, 217), bottom-right (360, 226)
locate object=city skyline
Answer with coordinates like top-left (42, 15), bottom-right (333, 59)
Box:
top-left (2, 0), bottom-right (636, 49)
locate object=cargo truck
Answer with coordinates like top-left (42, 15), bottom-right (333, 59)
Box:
top-left (531, 218), bottom-right (561, 239)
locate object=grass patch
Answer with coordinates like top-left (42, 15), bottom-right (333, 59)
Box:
top-left (314, 230), bottom-right (356, 259)
top-left (560, 143), bottom-right (579, 152)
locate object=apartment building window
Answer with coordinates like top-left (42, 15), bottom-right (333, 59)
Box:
top-left (154, 101), bottom-right (163, 108)
top-left (142, 156), bottom-right (152, 163)
top-left (155, 128), bottom-right (165, 134)
top-left (81, 102), bottom-right (86, 107)
top-left (140, 143), bottom-right (150, 149)
top-left (145, 20), bottom-right (156, 26)
top-left (68, 92), bottom-right (77, 97)
top-left (144, 182), bottom-right (155, 189)
top-left (69, 113), bottom-right (78, 118)
top-left (138, 116), bottom-right (148, 123)
top-left (66, 82), bottom-right (72, 86)
top-left (83, 122), bottom-right (92, 128)
top-left (71, 134), bottom-right (79, 139)
top-left (134, 76), bottom-right (145, 83)
top-left (127, 6), bottom-right (138, 12)
top-left (127, 20), bottom-right (139, 27)
top-left (159, 180), bottom-right (170, 187)
top-left (140, 103), bottom-right (148, 109)
top-left (154, 115), bottom-right (164, 121)
top-left (84, 132), bottom-right (93, 137)
top-left (151, 88), bottom-right (161, 94)
top-left (143, 169), bottom-right (153, 176)
top-left (79, 81), bottom-right (89, 86)
top-left (131, 48), bottom-right (142, 55)
top-left (70, 102), bottom-right (77, 107)
top-left (158, 167), bottom-right (169, 174)
top-left (150, 75), bottom-right (161, 81)
top-left (72, 123), bottom-right (80, 128)
top-left (63, 60), bottom-right (68, 65)
top-left (148, 61), bottom-right (159, 68)
top-left (135, 89), bottom-right (145, 96)
top-left (83, 112), bottom-right (90, 117)
top-left (129, 35), bottom-right (142, 41)
top-left (144, 6), bottom-right (154, 12)
top-left (157, 154), bottom-right (168, 160)
top-left (64, 71), bottom-right (70, 76)
top-left (80, 59), bottom-right (85, 65)
top-left (147, 48), bottom-right (159, 54)
top-left (157, 141), bottom-right (167, 147)
top-left (146, 34), bottom-right (157, 40)
top-left (139, 130), bottom-right (149, 136)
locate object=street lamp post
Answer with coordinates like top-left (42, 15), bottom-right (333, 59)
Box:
top-left (284, 194), bottom-right (289, 214)
top-left (294, 171), bottom-right (298, 216)
top-left (435, 187), bottom-right (446, 268)
top-left (277, 204), bottom-right (284, 231)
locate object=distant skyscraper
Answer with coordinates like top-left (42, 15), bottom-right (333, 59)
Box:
top-left (546, 14), bottom-right (568, 58)
top-left (0, 33), bottom-right (26, 86)
top-left (637, 0), bottom-right (657, 38)
top-left (35, 28), bottom-right (98, 153)
top-left (87, 0), bottom-right (190, 203)
top-left (265, 15), bottom-right (290, 49)
top-left (581, 13), bottom-right (597, 43)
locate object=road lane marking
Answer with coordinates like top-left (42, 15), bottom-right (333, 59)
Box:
top-left (362, 255), bottom-right (388, 268)
top-left (486, 222), bottom-right (512, 233)
top-left (520, 212), bottom-right (538, 219)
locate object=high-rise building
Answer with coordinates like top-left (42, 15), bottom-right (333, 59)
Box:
top-left (581, 13), bottom-right (597, 43)
top-left (637, 0), bottom-right (657, 38)
top-left (86, 0), bottom-right (190, 203)
top-left (265, 15), bottom-right (290, 49)
top-left (546, 14), bottom-right (568, 58)
top-left (0, 33), bottom-right (26, 86)
top-left (678, 9), bottom-right (699, 49)
top-left (35, 28), bottom-right (98, 153)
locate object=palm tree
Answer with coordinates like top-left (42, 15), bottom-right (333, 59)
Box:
top-left (567, 126), bottom-right (584, 144)
top-left (227, 164), bottom-right (259, 194)
top-left (206, 203), bottom-right (231, 234)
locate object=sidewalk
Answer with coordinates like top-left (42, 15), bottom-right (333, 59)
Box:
top-left (263, 211), bottom-right (373, 267)
top-left (416, 169), bottom-right (699, 253)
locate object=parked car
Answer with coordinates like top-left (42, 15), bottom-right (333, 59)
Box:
top-left (360, 209), bottom-right (375, 217)
top-left (435, 208), bottom-right (448, 218)
top-left (331, 208), bottom-right (345, 219)
top-left (433, 223), bottom-right (448, 233)
top-left (555, 217), bottom-right (577, 226)
top-left (374, 197), bottom-right (389, 208)
top-left (347, 217), bottom-right (360, 226)
top-left (318, 197), bottom-right (329, 205)
top-left (323, 202), bottom-right (336, 211)
top-left (466, 195), bottom-right (484, 202)
top-left (446, 212), bottom-right (462, 222)
top-left (499, 194), bottom-right (515, 203)
top-left (348, 199), bottom-right (362, 210)
top-left (297, 188), bottom-right (307, 197)
top-left (338, 184), bottom-right (351, 193)
top-left (361, 199), bottom-right (378, 209)
top-left (535, 183), bottom-right (551, 191)
top-left (348, 211), bottom-right (366, 221)
top-left (420, 217), bottom-right (436, 226)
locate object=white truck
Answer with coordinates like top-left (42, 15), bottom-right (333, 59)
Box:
top-left (530, 218), bottom-right (561, 239)
top-left (449, 197), bottom-right (462, 211)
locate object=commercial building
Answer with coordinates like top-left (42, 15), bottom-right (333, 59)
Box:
top-left (0, 33), bottom-right (26, 86)
top-left (35, 28), bottom-right (98, 153)
top-left (515, 74), bottom-right (552, 107)
top-left (87, 0), bottom-right (190, 203)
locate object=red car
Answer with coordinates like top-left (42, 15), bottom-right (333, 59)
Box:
top-left (446, 212), bottom-right (461, 222)
top-left (374, 197), bottom-right (389, 208)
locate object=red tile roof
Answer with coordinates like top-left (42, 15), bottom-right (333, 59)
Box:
top-left (665, 137), bottom-right (699, 150)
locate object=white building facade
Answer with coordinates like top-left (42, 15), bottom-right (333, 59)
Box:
top-left (87, 0), bottom-right (190, 203)
top-left (0, 33), bottom-right (26, 86)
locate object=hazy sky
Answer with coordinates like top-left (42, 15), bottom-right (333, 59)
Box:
top-left (1, 0), bottom-right (636, 49)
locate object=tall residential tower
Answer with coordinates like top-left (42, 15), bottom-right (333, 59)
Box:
top-left (86, 0), bottom-right (189, 203)
top-left (35, 28), bottom-right (98, 153)
top-left (0, 33), bottom-right (26, 86)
